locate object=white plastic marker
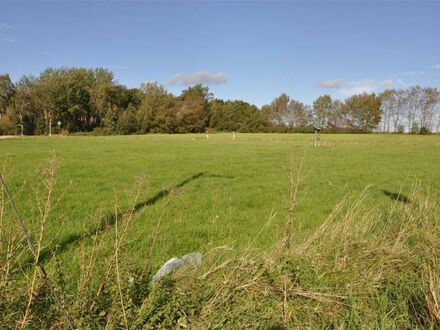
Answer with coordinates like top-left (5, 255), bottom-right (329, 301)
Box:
top-left (314, 127), bottom-right (321, 147)
top-left (206, 130), bottom-right (209, 139)
top-left (232, 131), bottom-right (236, 140)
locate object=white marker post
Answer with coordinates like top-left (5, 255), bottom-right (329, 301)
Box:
top-left (314, 127), bottom-right (321, 147)
top-left (206, 130), bottom-right (209, 140)
top-left (232, 131), bottom-right (236, 140)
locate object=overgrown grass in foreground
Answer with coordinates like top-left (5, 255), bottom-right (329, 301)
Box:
top-left (1, 159), bottom-right (439, 329)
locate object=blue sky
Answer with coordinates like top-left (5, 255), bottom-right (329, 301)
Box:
top-left (1, 1), bottom-right (440, 106)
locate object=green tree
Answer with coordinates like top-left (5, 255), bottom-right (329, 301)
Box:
top-left (313, 95), bottom-right (332, 128)
top-left (209, 100), bottom-right (267, 132)
top-left (138, 82), bottom-right (174, 133)
top-left (263, 93), bottom-right (290, 130)
top-left (0, 74), bottom-right (16, 134)
top-left (327, 100), bottom-right (344, 129)
top-left (0, 74), bottom-right (15, 117)
top-left (263, 94), bottom-right (312, 132)
top-left (10, 75), bottom-right (42, 134)
top-left (174, 84), bottom-right (212, 133)
top-left (117, 104), bottom-right (138, 134)
top-left (342, 93), bottom-right (381, 131)
top-left (8, 67), bottom-right (139, 134)
top-left (286, 100), bottom-right (311, 131)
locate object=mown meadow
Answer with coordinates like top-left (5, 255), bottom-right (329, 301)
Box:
top-left (1, 133), bottom-right (440, 328)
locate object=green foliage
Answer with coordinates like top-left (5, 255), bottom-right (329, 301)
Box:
top-left (313, 94), bottom-right (333, 128)
top-left (117, 105), bottom-right (139, 134)
top-left (137, 82), bottom-right (174, 133)
top-left (262, 93), bottom-right (312, 132)
top-left (209, 99), bottom-right (267, 132)
top-left (419, 126), bottom-right (430, 135)
top-left (174, 84), bottom-right (210, 133)
top-left (3, 66), bottom-right (440, 136)
top-left (397, 124), bottom-right (405, 133)
top-left (411, 122), bottom-right (420, 134)
top-left (342, 93), bottom-right (382, 131)
top-left (0, 74), bottom-right (15, 115)
top-left (0, 114), bottom-right (13, 134)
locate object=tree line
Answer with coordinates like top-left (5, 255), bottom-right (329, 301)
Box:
top-left (1, 67), bottom-right (439, 135)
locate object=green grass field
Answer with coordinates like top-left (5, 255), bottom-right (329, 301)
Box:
top-left (1, 133), bottom-right (440, 269)
top-left (2, 133), bottom-right (440, 328)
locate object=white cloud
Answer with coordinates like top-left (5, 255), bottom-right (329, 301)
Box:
top-left (434, 64), bottom-right (440, 69)
top-left (167, 71), bottom-right (227, 86)
top-left (318, 79), bottom-right (393, 97)
top-left (316, 80), bottom-right (343, 89)
top-left (380, 79), bottom-right (393, 89)
top-left (339, 83), bottom-right (375, 96)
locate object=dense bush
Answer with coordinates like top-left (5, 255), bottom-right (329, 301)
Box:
top-left (0, 115), bottom-right (14, 135)
top-left (419, 126), bottom-right (431, 135)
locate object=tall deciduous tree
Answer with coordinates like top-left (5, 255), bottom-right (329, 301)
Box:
top-left (263, 93), bottom-right (290, 129)
top-left (209, 99), bottom-right (267, 132)
top-left (313, 95), bottom-right (332, 128)
top-left (342, 93), bottom-right (381, 131)
top-left (138, 82), bottom-right (175, 133)
top-left (175, 84), bottom-right (212, 133)
top-left (0, 74), bottom-right (15, 117)
top-left (285, 100), bottom-right (310, 131)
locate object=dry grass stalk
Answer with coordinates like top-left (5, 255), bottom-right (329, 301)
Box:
top-left (281, 156), bottom-right (305, 250)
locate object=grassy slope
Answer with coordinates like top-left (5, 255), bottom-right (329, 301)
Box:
top-left (1, 133), bottom-right (440, 269)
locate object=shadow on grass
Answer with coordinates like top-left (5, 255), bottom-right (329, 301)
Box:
top-left (33, 172), bottom-right (235, 265)
top-left (382, 190), bottom-right (411, 204)
top-left (36, 171), bottom-right (216, 265)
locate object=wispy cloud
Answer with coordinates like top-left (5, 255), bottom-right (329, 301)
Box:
top-left (0, 22), bottom-right (10, 31)
top-left (167, 71), bottom-right (227, 86)
top-left (108, 64), bottom-right (131, 70)
top-left (339, 83), bottom-right (375, 96)
top-left (434, 64), bottom-right (440, 69)
top-left (396, 79), bottom-right (407, 88)
top-left (386, 49), bottom-right (402, 56)
top-left (0, 36), bottom-right (15, 43)
top-left (42, 50), bottom-right (56, 56)
top-left (380, 79), bottom-right (393, 89)
top-left (0, 22), bottom-right (15, 43)
top-left (403, 71), bottom-right (425, 76)
top-left (316, 80), bottom-right (343, 89)
top-left (318, 79), bottom-right (393, 97)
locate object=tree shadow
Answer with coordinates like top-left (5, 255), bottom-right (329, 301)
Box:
top-left (36, 172), bottom-right (207, 265)
top-left (207, 174), bottom-right (235, 179)
top-left (382, 190), bottom-right (411, 204)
